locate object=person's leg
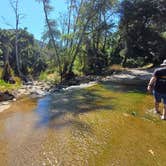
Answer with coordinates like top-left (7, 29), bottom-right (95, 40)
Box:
top-left (153, 91), bottom-right (161, 113)
top-left (154, 101), bottom-right (160, 113)
top-left (163, 105), bottom-right (166, 118)
top-left (161, 96), bottom-right (166, 120)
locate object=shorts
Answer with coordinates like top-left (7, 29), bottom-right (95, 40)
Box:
top-left (153, 91), bottom-right (166, 104)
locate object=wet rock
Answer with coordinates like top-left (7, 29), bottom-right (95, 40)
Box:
top-left (0, 81), bottom-right (52, 113)
top-left (131, 111), bottom-right (137, 116)
top-left (0, 91), bottom-right (15, 102)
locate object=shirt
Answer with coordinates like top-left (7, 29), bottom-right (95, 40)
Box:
top-left (153, 67), bottom-right (166, 94)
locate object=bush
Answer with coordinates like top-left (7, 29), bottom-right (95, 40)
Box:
top-left (39, 70), bottom-right (60, 84)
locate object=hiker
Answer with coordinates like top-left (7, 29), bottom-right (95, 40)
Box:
top-left (147, 59), bottom-right (166, 120)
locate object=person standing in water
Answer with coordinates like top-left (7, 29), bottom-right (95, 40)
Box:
top-left (147, 59), bottom-right (166, 120)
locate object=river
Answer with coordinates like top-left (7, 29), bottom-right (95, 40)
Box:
top-left (0, 82), bottom-right (166, 166)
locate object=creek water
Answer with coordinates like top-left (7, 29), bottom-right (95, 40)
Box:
top-left (0, 82), bottom-right (166, 166)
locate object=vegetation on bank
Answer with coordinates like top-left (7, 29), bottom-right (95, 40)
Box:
top-left (0, 78), bottom-right (21, 92)
top-left (0, 67), bottom-right (21, 92)
top-left (0, 0), bottom-right (165, 86)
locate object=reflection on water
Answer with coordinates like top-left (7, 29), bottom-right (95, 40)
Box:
top-left (0, 83), bottom-right (166, 166)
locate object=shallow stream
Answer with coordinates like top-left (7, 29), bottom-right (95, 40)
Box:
top-left (0, 82), bottom-right (166, 166)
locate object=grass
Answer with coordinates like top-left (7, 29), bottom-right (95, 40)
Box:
top-left (0, 78), bottom-right (21, 92)
top-left (0, 67), bottom-right (22, 92)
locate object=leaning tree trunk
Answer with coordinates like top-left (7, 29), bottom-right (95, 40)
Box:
top-left (42, 0), bottom-right (62, 82)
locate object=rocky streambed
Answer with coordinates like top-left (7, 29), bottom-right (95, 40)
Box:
top-left (0, 68), bottom-right (153, 113)
top-left (0, 81), bottom-right (51, 112)
top-left (0, 80), bottom-right (98, 113)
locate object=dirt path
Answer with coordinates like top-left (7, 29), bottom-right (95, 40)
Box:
top-left (102, 68), bottom-right (153, 85)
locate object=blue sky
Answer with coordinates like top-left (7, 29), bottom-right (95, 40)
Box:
top-left (0, 0), bottom-right (66, 40)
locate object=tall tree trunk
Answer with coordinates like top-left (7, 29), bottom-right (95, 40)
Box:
top-left (68, 24), bottom-right (87, 74)
top-left (42, 0), bottom-right (62, 82)
top-left (15, 27), bottom-right (22, 77)
top-left (10, 0), bottom-right (22, 78)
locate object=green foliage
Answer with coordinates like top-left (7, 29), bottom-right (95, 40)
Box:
top-left (0, 28), bottom-right (47, 81)
top-left (119, 0), bottom-right (166, 66)
top-left (2, 0), bottom-right (165, 82)
top-left (39, 71), bottom-right (48, 81)
top-left (73, 56), bottom-right (83, 76)
top-left (0, 77), bottom-right (21, 91)
top-left (39, 69), bottom-right (60, 84)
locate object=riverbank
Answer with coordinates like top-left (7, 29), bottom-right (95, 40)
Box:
top-left (101, 68), bottom-right (153, 85)
top-left (0, 68), bottom-right (153, 113)
top-left (0, 81), bottom-right (51, 113)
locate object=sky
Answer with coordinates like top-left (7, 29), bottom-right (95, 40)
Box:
top-left (0, 0), bottom-right (67, 40)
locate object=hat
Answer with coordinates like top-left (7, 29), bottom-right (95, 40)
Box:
top-left (160, 59), bottom-right (166, 66)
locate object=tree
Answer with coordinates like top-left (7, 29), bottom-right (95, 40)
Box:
top-left (12, 29), bottom-right (47, 77)
top-left (119, 0), bottom-right (166, 67)
top-left (0, 30), bottom-right (13, 82)
top-left (37, 0), bottom-right (62, 81)
top-left (10, 0), bottom-right (24, 78)
top-left (58, 0), bottom-right (118, 76)
top-left (82, 0), bottom-right (118, 74)
top-left (0, 28), bottom-right (47, 80)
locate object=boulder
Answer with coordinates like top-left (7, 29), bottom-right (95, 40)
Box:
top-left (0, 91), bottom-right (15, 102)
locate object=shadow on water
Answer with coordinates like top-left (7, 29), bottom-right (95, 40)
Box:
top-left (35, 81), bottom-right (148, 131)
top-left (35, 89), bottom-right (114, 130)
